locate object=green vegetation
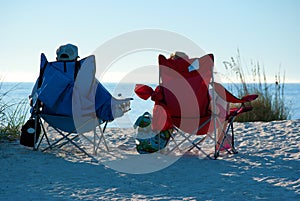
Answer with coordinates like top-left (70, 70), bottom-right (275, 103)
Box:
top-left (0, 83), bottom-right (29, 141)
top-left (223, 50), bottom-right (290, 122)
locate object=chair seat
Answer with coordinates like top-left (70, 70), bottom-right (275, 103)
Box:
top-left (41, 114), bottom-right (102, 133)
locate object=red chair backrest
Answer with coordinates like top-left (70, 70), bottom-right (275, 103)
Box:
top-left (158, 54), bottom-right (214, 133)
top-left (159, 54), bottom-right (214, 118)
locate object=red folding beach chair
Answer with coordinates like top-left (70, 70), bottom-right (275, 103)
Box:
top-left (135, 52), bottom-right (258, 159)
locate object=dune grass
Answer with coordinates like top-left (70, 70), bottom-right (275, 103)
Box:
top-left (223, 50), bottom-right (290, 122)
top-left (0, 83), bottom-right (29, 141)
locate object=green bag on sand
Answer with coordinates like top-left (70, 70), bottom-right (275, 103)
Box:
top-left (134, 112), bottom-right (172, 154)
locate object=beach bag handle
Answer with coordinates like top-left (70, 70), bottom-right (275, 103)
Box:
top-left (133, 112), bottom-right (152, 128)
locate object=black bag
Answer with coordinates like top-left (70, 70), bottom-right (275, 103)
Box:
top-left (20, 118), bottom-right (41, 147)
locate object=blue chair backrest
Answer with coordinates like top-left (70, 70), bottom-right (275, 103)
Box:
top-left (35, 53), bottom-right (112, 119)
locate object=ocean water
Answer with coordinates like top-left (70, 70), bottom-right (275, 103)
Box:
top-left (1, 82), bottom-right (299, 128)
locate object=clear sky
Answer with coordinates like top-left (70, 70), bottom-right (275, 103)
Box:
top-left (1, 0), bottom-right (300, 83)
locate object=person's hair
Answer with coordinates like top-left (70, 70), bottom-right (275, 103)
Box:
top-left (170, 51), bottom-right (188, 60)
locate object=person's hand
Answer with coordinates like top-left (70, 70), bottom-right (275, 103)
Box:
top-left (111, 97), bottom-right (133, 118)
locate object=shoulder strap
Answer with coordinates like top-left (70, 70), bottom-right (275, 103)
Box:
top-left (63, 62), bottom-right (67, 72)
top-left (74, 60), bottom-right (81, 80)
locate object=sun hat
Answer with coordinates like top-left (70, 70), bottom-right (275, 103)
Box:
top-left (56, 44), bottom-right (79, 61)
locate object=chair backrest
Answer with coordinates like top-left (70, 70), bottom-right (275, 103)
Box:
top-left (35, 53), bottom-right (96, 116)
top-left (158, 54), bottom-right (214, 134)
top-left (158, 54), bottom-right (214, 118)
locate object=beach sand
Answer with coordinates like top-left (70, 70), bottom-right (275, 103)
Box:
top-left (0, 120), bottom-right (299, 200)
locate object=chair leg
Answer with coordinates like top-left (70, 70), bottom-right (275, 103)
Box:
top-left (214, 120), bottom-right (238, 159)
top-left (230, 122), bottom-right (238, 154)
top-left (93, 126), bottom-right (109, 155)
top-left (35, 119), bottom-right (109, 162)
top-left (41, 132), bottom-right (73, 152)
top-left (52, 128), bottom-right (98, 161)
top-left (34, 117), bottom-right (50, 151)
top-left (172, 130), bottom-right (212, 159)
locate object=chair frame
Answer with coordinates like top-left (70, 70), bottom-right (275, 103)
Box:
top-left (30, 52), bottom-right (111, 162)
top-left (157, 54), bottom-right (256, 159)
top-left (157, 54), bottom-right (218, 158)
top-left (31, 99), bottom-right (109, 162)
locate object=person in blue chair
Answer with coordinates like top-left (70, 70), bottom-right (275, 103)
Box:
top-left (30, 43), bottom-right (132, 122)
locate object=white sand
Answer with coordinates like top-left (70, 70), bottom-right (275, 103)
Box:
top-left (0, 120), bottom-right (299, 200)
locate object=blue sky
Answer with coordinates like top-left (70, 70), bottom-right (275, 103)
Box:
top-left (1, 0), bottom-right (300, 83)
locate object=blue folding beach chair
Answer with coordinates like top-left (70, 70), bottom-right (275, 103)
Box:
top-left (29, 51), bottom-right (120, 160)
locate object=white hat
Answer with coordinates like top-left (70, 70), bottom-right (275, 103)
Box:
top-left (56, 44), bottom-right (79, 61)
